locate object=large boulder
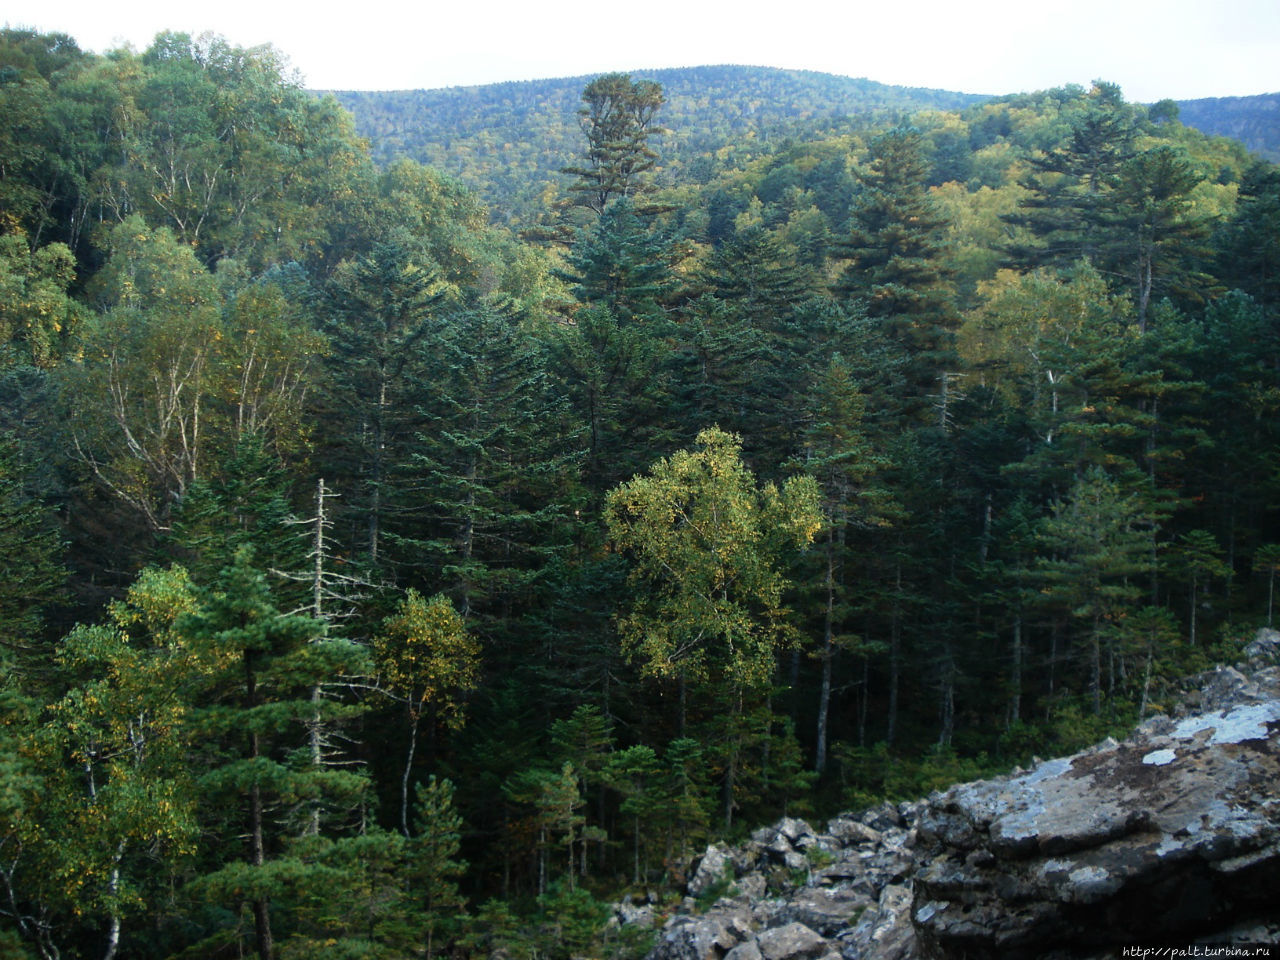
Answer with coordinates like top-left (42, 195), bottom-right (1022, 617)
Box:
top-left (753, 922), bottom-right (830, 960)
top-left (913, 695), bottom-right (1280, 958)
top-left (649, 902), bottom-right (753, 960)
top-left (688, 843), bottom-right (735, 897)
top-left (841, 883), bottom-right (917, 960)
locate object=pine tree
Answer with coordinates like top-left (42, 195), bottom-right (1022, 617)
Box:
top-left (1108, 145), bottom-right (1216, 331)
top-left (561, 74), bottom-right (666, 218)
top-left (1004, 81), bottom-right (1138, 270)
top-left (833, 127), bottom-right (956, 396)
top-left (181, 550), bottom-right (371, 960)
top-left (410, 776), bottom-right (468, 960)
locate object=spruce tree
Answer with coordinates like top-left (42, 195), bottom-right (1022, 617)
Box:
top-left (410, 776), bottom-right (468, 960)
top-left (834, 127), bottom-right (956, 397)
top-left (1004, 81), bottom-right (1138, 271)
top-left (181, 550), bottom-right (372, 960)
top-left (320, 237), bottom-right (448, 570)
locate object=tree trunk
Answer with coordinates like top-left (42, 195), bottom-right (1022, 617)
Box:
top-left (814, 531), bottom-right (835, 774)
top-left (1090, 615), bottom-right (1102, 715)
top-left (401, 707), bottom-right (420, 837)
top-left (1188, 574), bottom-right (1198, 646)
top-left (1010, 613), bottom-right (1023, 725)
top-left (246, 655), bottom-right (273, 960)
top-left (886, 560), bottom-right (902, 747)
top-left (937, 651), bottom-right (955, 748)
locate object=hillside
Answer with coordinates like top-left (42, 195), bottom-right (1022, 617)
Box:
top-left (324, 67), bottom-right (1279, 223)
top-left (4, 27), bottom-right (1280, 959)
top-left (324, 65), bottom-right (989, 223)
top-left (1175, 91), bottom-right (1280, 162)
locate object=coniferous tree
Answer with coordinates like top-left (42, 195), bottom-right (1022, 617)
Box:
top-left (834, 127), bottom-right (956, 397)
top-left (1108, 145), bottom-right (1216, 331)
top-left (1037, 468), bottom-right (1156, 714)
top-left (1004, 81), bottom-right (1138, 271)
top-left (558, 198), bottom-right (679, 323)
top-left (168, 433), bottom-right (298, 585)
top-left (1216, 160), bottom-right (1280, 314)
top-left (320, 237), bottom-right (448, 570)
top-left (410, 775), bottom-right (469, 960)
top-left (403, 304), bottom-right (581, 628)
top-left (561, 73), bottom-right (666, 218)
top-left (181, 550), bottom-right (372, 960)
top-left (791, 356), bottom-right (894, 773)
top-left (0, 433), bottom-right (64, 680)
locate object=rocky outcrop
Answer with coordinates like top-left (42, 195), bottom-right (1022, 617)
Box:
top-left (912, 657), bottom-right (1280, 958)
top-left (624, 634), bottom-right (1280, 960)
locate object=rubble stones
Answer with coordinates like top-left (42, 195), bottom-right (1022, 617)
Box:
top-left (634, 631), bottom-right (1280, 960)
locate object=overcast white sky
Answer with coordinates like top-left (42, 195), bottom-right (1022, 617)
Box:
top-left (5, 0), bottom-right (1279, 102)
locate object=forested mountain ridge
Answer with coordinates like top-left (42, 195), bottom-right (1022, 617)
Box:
top-left (1175, 91), bottom-right (1280, 162)
top-left (324, 66), bottom-right (1279, 224)
top-left (3, 25), bottom-right (1280, 960)
top-left (325, 66), bottom-right (989, 224)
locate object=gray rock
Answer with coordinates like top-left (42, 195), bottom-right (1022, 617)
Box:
top-left (826, 818), bottom-right (883, 847)
top-left (615, 896), bottom-right (655, 927)
top-left (777, 887), bottom-right (872, 936)
top-left (688, 843), bottom-right (734, 897)
top-left (750, 896), bottom-right (787, 928)
top-left (1244, 627), bottom-right (1280, 665)
top-left (724, 942), bottom-right (764, 960)
top-left (842, 883), bottom-right (917, 960)
top-left (778, 817), bottom-right (816, 843)
top-left (755, 922), bottom-right (829, 960)
top-left (858, 801), bottom-right (903, 832)
top-left (780, 849), bottom-right (809, 873)
top-left (651, 904), bottom-right (752, 960)
top-left (647, 658), bottom-right (1280, 960)
top-left (735, 873), bottom-right (767, 901)
top-left (912, 694), bottom-right (1280, 957)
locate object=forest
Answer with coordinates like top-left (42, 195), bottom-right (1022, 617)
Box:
top-left (1, 25), bottom-right (1279, 960)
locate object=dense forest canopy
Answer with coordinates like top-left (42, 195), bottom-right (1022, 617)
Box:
top-left (326, 67), bottom-right (1279, 226)
top-left (1, 25), bottom-right (1279, 959)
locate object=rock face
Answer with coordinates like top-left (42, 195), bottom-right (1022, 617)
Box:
top-left (913, 660), bottom-right (1280, 958)
top-left (629, 638), bottom-right (1280, 960)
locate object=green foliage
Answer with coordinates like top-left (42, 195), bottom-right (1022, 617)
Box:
top-left (693, 868), bottom-right (738, 912)
top-left (181, 550), bottom-right (373, 959)
top-left (2, 27), bottom-right (1279, 954)
top-left (606, 427), bottom-right (821, 688)
top-left (0, 234), bottom-right (83, 368)
top-left (375, 589), bottom-right (479, 724)
top-left (559, 199), bottom-right (679, 321)
top-left (0, 433), bottom-right (64, 673)
top-left (410, 776), bottom-right (468, 959)
top-left (561, 73), bottom-right (666, 218)
top-left (331, 67), bottom-right (985, 227)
